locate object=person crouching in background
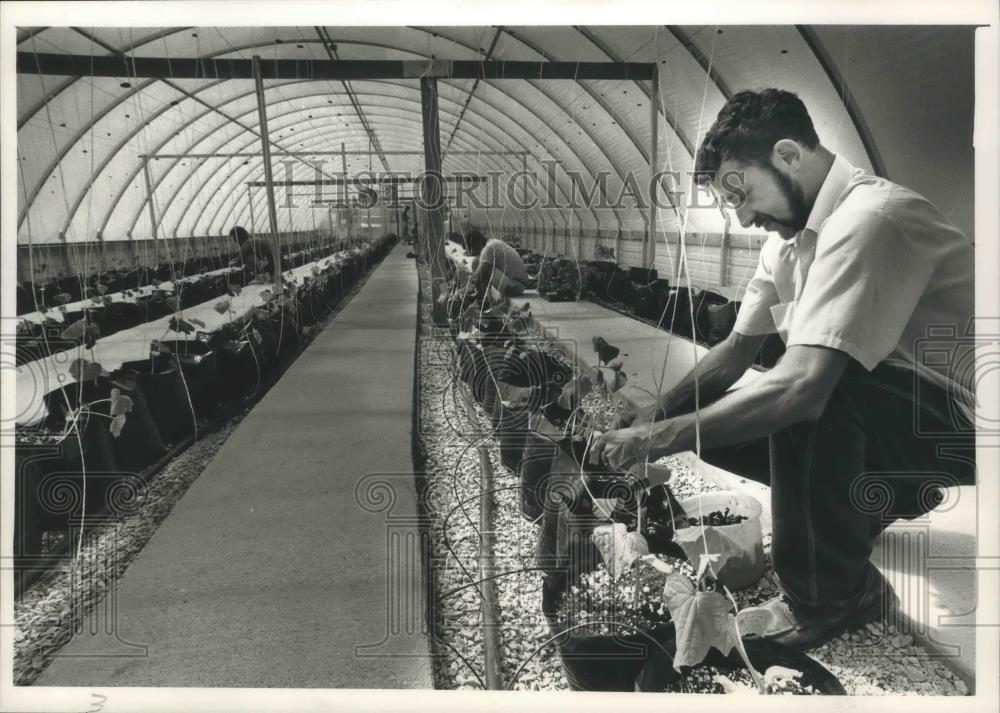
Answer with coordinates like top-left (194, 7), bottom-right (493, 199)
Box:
top-left (228, 226), bottom-right (277, 283)
top-left (464, 230), bottom-right (531, 298)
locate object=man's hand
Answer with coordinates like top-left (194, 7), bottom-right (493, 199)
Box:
top-left (592, 426), bottom-right (654, 471)
top-left (616, 402), bottom-right (659, 429)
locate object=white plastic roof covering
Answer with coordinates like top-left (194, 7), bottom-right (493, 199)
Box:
top-left (16, 25), bottom-right (975, 245)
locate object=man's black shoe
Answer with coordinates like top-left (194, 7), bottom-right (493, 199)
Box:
top-left (748, 567), bottom-right (900, 651)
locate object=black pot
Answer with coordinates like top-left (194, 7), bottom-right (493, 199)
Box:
top-left (519, 431), bottom-right (561, 521)
top-left (120, 357), bottom-right (196, 445)
top-left (135, 294), bottom-right (173, 322)
top-left (212, 333), bottom-right (261, 402)
top-left (637, 626), bottom-right (847, 694)
top-left (13, 443), bottom-right (65, 560)
top-left (559, 437), bottom-right (645, 507)
top-left (104, 301), bottom-right (144, 333)
top-left (22, 399), bottom-right (119, 531)
top-left (629, 266), bottom-right (658, 286)
top-left (152, 340), bottom-right (220, 417)
top-left (254, 318), bottom-right (284, 374)
top-left (490, 395), bottom-right (531, 471)
top-left (540, 549), bottom-right (845, 694)
top-left (609, 484), bottom-right (688, 558)
top-left (16, 333), bottom-right (79, 365)
top-left (535, 459), bottom-right (604, 580)
top-left (107, 372), bottom-right (168, 474)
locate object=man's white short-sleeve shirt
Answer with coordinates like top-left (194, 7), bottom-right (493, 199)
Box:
top-left (733, 155), bottom-right (975, 413)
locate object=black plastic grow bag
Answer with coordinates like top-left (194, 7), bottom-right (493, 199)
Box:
top-left (152, 340), bottom-right (220, 417)
top-left (542, 579), bottom-right (844, 695)
top-left (211, 334), bottom-right (263, 402)
top-left (495, 403), bottom-right (530, 471)
top-left (120, 357), bottom-right (196, 445)
top-left (519, 430), bottom-right (561, 521)
top-left (108, 372), bottom-right (168, 473)
top-left (19, 391), bottom-right (120, 542)
top-left (539, 524), bottom-right (845, 694)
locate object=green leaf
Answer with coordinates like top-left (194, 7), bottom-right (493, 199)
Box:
top-left (168, 316), bottom-right (195, 334)
top-left (109, 388), bottom-right (133, 417)
top-left (606, 356), bottom-right (626, 371)
top-left (68, 358), bottom-right (108, 383)
top-left (696, 553), bottom-right (722, 583)
top-left (628, 461), bottom-right (673, 489)
top-left (639, 554), bottom-right (675, 574)
top-left (735, 606), bottom-right (772, 639)
top-left (109, 413), bottom-right (127, 438)
top-left (662, 571), bottom-right (696, 610)
top-left (591, 523), bottom-right (649, 578)
top-left (673, 525), bottom-right (740, 582)
top-left (61, 319), bottom-right (87, 341)
top-left (661, 573), bottom-right (738, 670)
top-left (557, 374), bottom-right (593, 411)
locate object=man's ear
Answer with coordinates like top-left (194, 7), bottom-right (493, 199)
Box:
top-left (771, 139), bottom-right (803, 172)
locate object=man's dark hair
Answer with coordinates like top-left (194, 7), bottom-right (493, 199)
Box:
top-left (462, 229), bottom-right (487, 256)
top-left (694, 89), bottom-right (820, 186)
top-left (229, 225), bottom-right (251, 245)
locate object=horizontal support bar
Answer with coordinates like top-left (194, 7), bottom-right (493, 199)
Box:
top-left (248, 176), bottom-right (485, 187)
top-left (144, 150), bottom-right (529, 159)
top-left (18, 53), bottom-right (655, 81)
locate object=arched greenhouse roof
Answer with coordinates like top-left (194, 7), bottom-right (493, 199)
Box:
top-left (16, 25), bottom-right (976, 245)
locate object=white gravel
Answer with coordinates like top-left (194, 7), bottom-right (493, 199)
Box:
top-left (416, 265), bottom-right (970, 696)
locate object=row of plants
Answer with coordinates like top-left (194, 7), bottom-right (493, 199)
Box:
top-left (16, 236), bottom-right (347, 315)
top-left (12, 235), bottom-right (397, 581)
top-left (525, 249), bottom-right (785, 368)
top-left (443, 281), bottom-right (843, 694)
top-left (15, 239), bottom-right (361, 367)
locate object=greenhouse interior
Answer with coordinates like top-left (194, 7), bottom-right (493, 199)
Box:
top-left (4, 17), bottom-right (996, 705)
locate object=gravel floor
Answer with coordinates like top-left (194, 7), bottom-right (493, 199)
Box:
top-left (415, 265), bottom-right (970, 696)
top-left (12, 412), bottom-right (247, 686)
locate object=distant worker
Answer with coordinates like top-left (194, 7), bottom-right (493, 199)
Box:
top-left (228, 226), bottom-right (277, 283)
top-left (465, 230), bottom-right (530, 298)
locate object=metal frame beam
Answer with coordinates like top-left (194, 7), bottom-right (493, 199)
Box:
top-left (315, 26), bottom-right (391, 174)
top-left (177, 96), bottom-right (545, 237)
top-left (796, 25), bottom-right (887, 178)
top-left (251, 55), bottom-right (284, 284)
top-left (18, 52), bottom-right (656, 81)
top-left (145, 150), bottom-right (529, 159)
top-left (144, 84), bottom-right (589, 237)
top-left (247, 176), bottom-right (486, 186)
top-left (442, 26), bottom-right (503, 156)
top-left (135, 90), bottom-right (533, 241)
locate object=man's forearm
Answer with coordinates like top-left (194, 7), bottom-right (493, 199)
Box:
top-left (646, 364), bottom-right (816, 456)
top-left (645, 341), bottom-right (741, 421)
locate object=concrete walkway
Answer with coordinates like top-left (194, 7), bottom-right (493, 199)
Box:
top-left (39, 245), bottom-right (433, 688)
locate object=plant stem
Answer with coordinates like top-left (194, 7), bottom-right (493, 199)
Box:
top-left (722, 584), bottom-right (766, 694)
